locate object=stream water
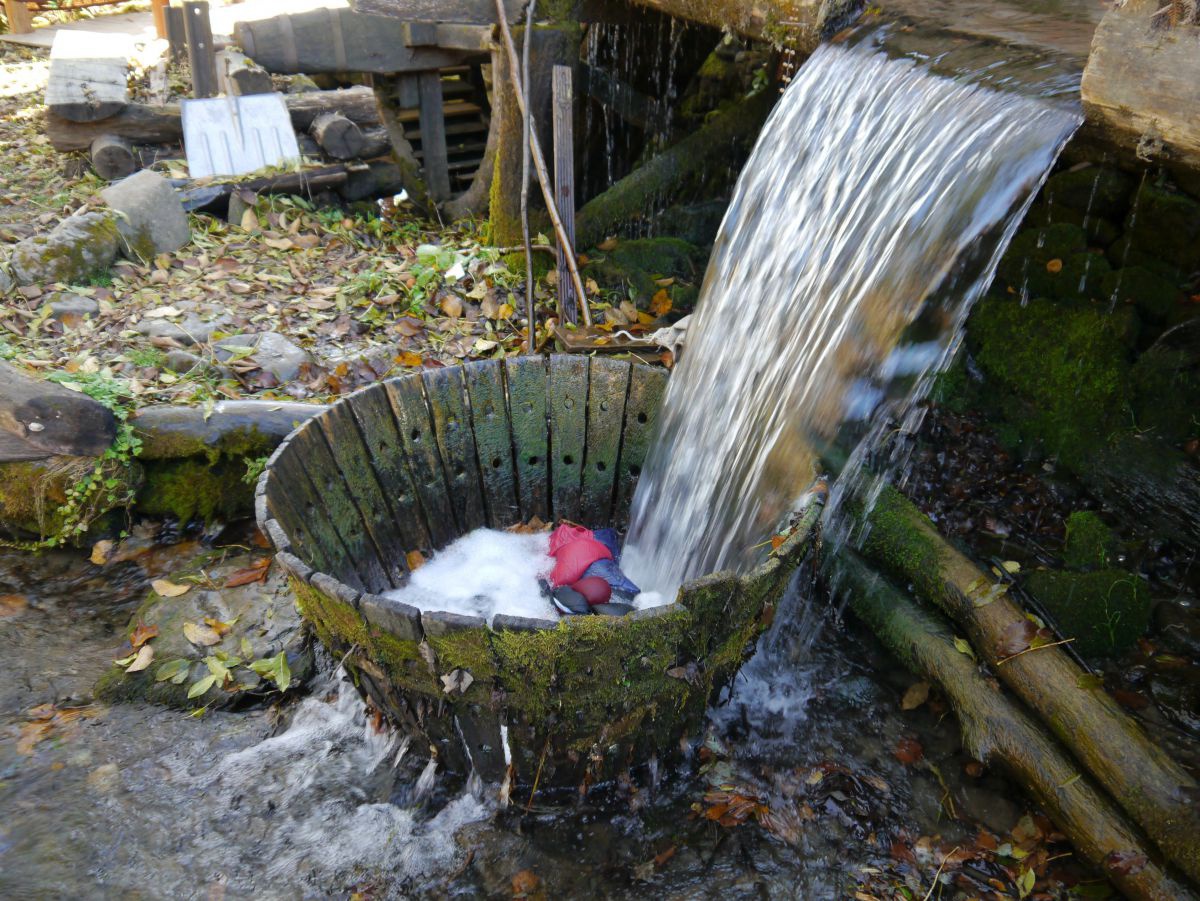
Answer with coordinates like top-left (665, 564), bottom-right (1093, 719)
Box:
top-left (622, 33), bottom-right (1080, 598)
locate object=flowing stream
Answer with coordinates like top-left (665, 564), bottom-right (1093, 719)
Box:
top-left (623, 34), bottom-right (1080, 598)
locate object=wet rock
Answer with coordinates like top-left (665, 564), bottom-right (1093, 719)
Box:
top-left (1025, 568), bottom-right (1151, 658)
top-left (1149, 669), bottom-right (1200, 737)
top-left (132, 399), bottom-right (325, 460)
top-left (8, 211), bottom-right (120, 286)
top-left (1024, 201), bottom-right (1120, 247)
top-left (135, 311), bottom-right (231, 345)
top-left (1100, 266), bottom-right (1183, 324)
top-left (46, 293), bottom-right (99, 322)
top-left (94, 551), bottom-right (313, 708)
top-left (996, 224), bottom-right (1110, 301)
top-left (1062, 510), bottom-right (1114, 569)
top-left (1130, 338), bottom-right (1200, 446)
top-left (1043, 166), bottom-right (1135, 219)
top-left (164, 349), bottom-right (208, 374)
top-left (1125, 181), bottom-right (1200, 270)
top-left (0, 267), bottom-right (12, 295)
top-left (215, 331), bottom-right (312, 383)
top-left (0, 455), bottom-right (144, 540)
top-left (99, 170), bottom-right (191, 260)
top-left (1153, 601), bottom-right (1200, 659)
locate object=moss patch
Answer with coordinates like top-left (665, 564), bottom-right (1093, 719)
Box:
top-left (137, 456), bottom-right (253, 525)
top-left (1026, 568), bottom-right (1151, 658)
top-left (1130, 344), bottom-right (1200, 446)
top-left (1100, 267), bottom-right (1183, 325)
top-left (1063, 511), bottom-right (1113, 570)
top-left (1043, 167), bottom-right (1134, 219)
top-left (1125, 181), bottom-right (1200, 270)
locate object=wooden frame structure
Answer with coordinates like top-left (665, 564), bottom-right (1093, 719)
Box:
top-left (3, 0), bottom-right (168, 37)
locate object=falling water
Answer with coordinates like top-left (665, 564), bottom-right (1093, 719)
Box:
top-left (623, 35), bottom-right (1080, 598)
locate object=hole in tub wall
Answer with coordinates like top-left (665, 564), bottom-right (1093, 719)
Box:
top-left (629, 465), bottom-right (641, 476)
top-left (600, 401), bottom-right (609, 412)
top-left (636, 412), bottom-right (648, 424)
top-left (484, 405), bottom-right (495, 419)
top-left (565, 398), bottom-right (574, 410)
top-left (448, 417), bottom-right (458, 430)
top-left (492, 458), bottom-right (502, 469)
top-left (411, 428), bottom-right (421, 442)
top-left (596, 461), bottom-right (607, 472)
top-left (563, 455), bottom-right (575, 466)
top-left (325, 477), bottom-right (335, 490)
top-left (529, 455), bottom-right (540, 466)
top-left (454, 464), bottom-right (465, 477)
top-left (523, 402), bottom-right (534, 414)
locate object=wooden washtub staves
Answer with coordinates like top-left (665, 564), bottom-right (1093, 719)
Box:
top-left (257, 355), bottom-right (819, 790)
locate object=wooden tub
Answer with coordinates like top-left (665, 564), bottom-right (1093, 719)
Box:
top-left (257, 355), bottom-right (818, 790)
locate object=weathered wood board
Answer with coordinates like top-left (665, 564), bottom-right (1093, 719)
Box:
top-left (1081, 0), bottom-right (1200, 172)
top-left (350, 0), bottom-right (521, 25)
top-left (0, 361), bottom-right (117, 462)
top-left (46, 30), bottom-right (133, 123)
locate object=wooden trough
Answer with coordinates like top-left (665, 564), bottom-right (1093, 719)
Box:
top-left (256, 355), bottom-right (818, 789)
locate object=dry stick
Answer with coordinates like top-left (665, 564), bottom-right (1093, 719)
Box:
top-left (519, 0), bottom-right (536, 354)
top-left (860, 487), bottom-right (1200, 885)
top-left (832, 552), bottom-right (1196, 901)
top-left (493, 0), bottom-right (592, 327)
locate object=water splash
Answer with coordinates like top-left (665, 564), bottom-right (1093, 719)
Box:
top-left (623, 36), bottom-right (1079, 597)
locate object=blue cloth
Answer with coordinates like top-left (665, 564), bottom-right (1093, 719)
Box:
top-left (583, 557), bottom-right (640, 596)
top-left (592, 528), bottom-right (622, 563)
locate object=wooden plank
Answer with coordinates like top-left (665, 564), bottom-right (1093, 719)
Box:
top-left (403, 22), bottom-right (493, 51)
top-left (318, 402), bottom-right (410, 588)
top-left (552, 65), bottom-right (578, 325)
top-left (548, 354), bottom-right (588, 523)
top-left (346, 384), bottom-right (433, 552)
top-left (504, 356), bottom-right (550, 522)
top-left (613, 364), bottom-right (667, 527)
top-left (287, 423), bottom-right (393, 593)
top-left (166, 4), bottom-right (187, 62)
top-left (183, 1), bottom-right (218, 99)
top-left (421, 367), bottom-right (486, 533)
top-left (464, 360), bottom-right (519, 527)
top-left (0, 361), bottom-right (117, 460)
top-left (351, 0), bottom-right (522, 25)
top-left (384, 374), bottom-right (458, 548)
top-left (264, 471), bottom-right (339, 577)
top-left (46, 30), bottom-right (132, 123)
top-left (417, 71), bottom-right (451, 201)
top-left (152, 0), bottom-right (168, 40)
top-left (267, 441), bottom-right (365, 591)
top-left (234, 9), bottom-right (471, 76)
top-left (580, 357), bottom-right (629, 528)
top-left (3, 0), bottom-right (33, 35)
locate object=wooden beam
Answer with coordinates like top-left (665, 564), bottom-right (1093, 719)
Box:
top-left (350, 0), bottom-right (522, 25)
top-left (182, 0), bottom-right (218, 99)
top-left (402, 21), bottom-right (493, 51)
top-left (234, 8), bottom-right (474, 75)
top-left (151, 0), bottom-right (168, 39)
top-left (552, 65), bottom-right (577, 325)
top-left (621, 0), bottom-right (836, 48)
top-left (0, 362), bottom-right (117, 461)
top-left (165, 4), bottom-right (186, 61)
top-left (2, 0), bottom-right (33, 36)
top-left (311, 111), bottom-right (366, 160)
top-left (417, 71), bottom-right (451, 200)
top-left (46, 30), bottom-right (132, 123)
top-left (578, 63), bottom-right (664, 132)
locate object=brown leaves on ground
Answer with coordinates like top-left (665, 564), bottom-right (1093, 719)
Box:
top-left (152, 578), bottom-right (190, 598)
top-left (510, 869), bottom-right (545, 900)
top-left (893, 736), bottom-right (924, 765)
top-left (223, 556), bottom-right (271, 587)
top-left (701, 789), bottom-right (770, 828)
top-left (0, 593), bottom-right (28, 617)
top-left (129, 622), bottom-right (159, 648)
top-left (17, 702), bottom-right (98, 755)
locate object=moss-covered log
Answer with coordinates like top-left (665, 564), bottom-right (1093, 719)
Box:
top-left (831, 551), bottom-right (1197, 901)
top-left (859, 486), bottom-right (1200, 885)
top-left (574, 89), bottom-right (775, 249)
top-left (625, 0), bottom-right (858, 49)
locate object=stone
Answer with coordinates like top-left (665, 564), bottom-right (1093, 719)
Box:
top-left (215, 331), bottom-right (312, 382)
top-left (93, 550), bottom-right (313, 708)
top-left (0, 267), bottom-right (12, 295)
top-left (99, 170), bottom-right (191, 260)
top-left (1125, 181), bottom-right (1200, 271)
top-left (164, 349), bottom-right (208, 374)
top-left (46, 293), bottom-right (99, 321)
top-left (1026, 568), bottom-right (1152, 658)
top-left (9, 211), bottom-right (120, 286)
top-left (1153, 601), bottom-right (1200, 659)
top-left (1042, 166), bottom-right (1135, 219)
top-left (1100, 266), bottom-right (1183, 324)
top-left (136, 312), bottom-right (231, 345)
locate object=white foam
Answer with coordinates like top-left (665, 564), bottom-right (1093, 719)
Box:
top-left (384, 528), bottom-right (554, 625)
top-left (632, 590), bottom-right (669, 610)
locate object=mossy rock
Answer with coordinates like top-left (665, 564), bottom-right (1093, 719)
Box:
top-left (1025, 568), bottom-right (1151, 658)
top-left (94, 551), bottom-right (313, 708)
top-left (1100, 266), bottom-right (1183, 325)
top-left (1104, 233), bottom-right (1185, 282)
top-left (1042, 167), bottom-right (1134, 219)
top-left (996, 224), bottom-right (1109, 301)
top-left (1125, 181), bottom-right (1200, 271)
top-left (967, 296), bottom-right (1132, 467)
top-left (584, 237), bottom-right (705, 307)
top-left (137, 455), bottom-right (255, 525)
top-left (1063, 510), bottom-right (1114, 570)
top-left (1131, 344), bottom-right (1200, 446)
top-left (0, 455), bottom-right (143, 541)
top-left (1024, 201), bottom-right (1120, 247)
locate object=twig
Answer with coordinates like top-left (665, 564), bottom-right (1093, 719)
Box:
top-left (996, 637), bottom-right (1075, 666)
top-left (525, 740), bottom-right (549, 812)
top-left (921, 846), bottom-right (960, 901)
top-left (493, 0), bottom-right (592, 326)
top-left (520, 0), bottom-right (536, 354)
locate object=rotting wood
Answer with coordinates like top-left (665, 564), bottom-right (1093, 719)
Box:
top-left (612, 364), bottom-right (668, 525)
top-left (349, 0), bottom-right (522, 25)
top-left (504, 355), bottom-right (550, 523)
top-left (0, 362), bottom-right (117, 462)
top-left (417, 71), bottom-right (452, 199)
top-left (177, 165), bottom-right (349, 211)
top-left (422, 367), bottom-right (487, 533)
top-left (233, 8), bottom-right (477, 76)
top-left (216, 48), bottom-right (273, 96)
top-left (622, 0), bottom-right (855, 49)
top-left (463, 360), bottom-right (519, 528)
top-left (311, 111), bottom-right (367, 160)
top-left (518, 0), bottom-right (536, 353)
top-left (165, 4), bottom-right (187, 61)
top-left (859, 486), bottom-right (1200, 885)
top-left (45, 30), bottom-right (132, 123)
top-left (552, 64), bottom-right (579, 325)
top-left (183, 1), bottom-right (218, 99)
top-left (547, 354), bottom-right (588, 522)
top-left (831, 551), bottom-right (1198, 901)
top-left (383, 375), bottom-right (458, 548)
top-left (580, 357), bottom-right (630, 528)
top-left (90, 134), bottom-right (137, 181)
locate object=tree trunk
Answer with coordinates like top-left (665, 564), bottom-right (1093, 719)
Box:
top-left (831, 551), bottom-right (1197, 901)
top-left (858, 486), bottom-right (1200, 885)
top-left (310, 112), bottom-right (366, 159)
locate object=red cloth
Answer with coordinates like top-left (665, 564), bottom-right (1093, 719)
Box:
top-left (572, 576), bottom-right (612, 605)
top-left (550, 537), bottom-right (612, 586)
top-left (548, 523), bottom-right (593, 555)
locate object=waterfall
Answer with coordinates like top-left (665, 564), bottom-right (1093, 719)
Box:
top-left (622, 35), bottom-right (1080, 598)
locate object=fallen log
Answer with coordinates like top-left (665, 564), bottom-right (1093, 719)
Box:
top-left (90, 134), bottom-right (138, 180)
top-left (216, 48), bottom-right (273, 96)
top-left (0, 362), bottom-right (117, 462)
top-left (177, 164), bottom-right (350, 211)
top-left (574, 88), bottom-right (774, 249)
top-left (831, 551), bottom-right (1197, 901)
top-left (858, 486), bottom-right (1200, 885)
top-left (48, 88), bottom-right (382, 152)
top-left (310, 111), bottom-right (366, 160)
top-left (622, 0), bottom-right (854, 49)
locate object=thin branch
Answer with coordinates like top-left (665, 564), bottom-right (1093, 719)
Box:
top-left (520, 0), bottom-right (536, 354)
top-left (996, 637), bottom-right (1076, 666)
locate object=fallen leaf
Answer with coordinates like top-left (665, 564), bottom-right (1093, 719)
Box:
top-left (407, 549), bottom-right (426, 571)
top-left (204, 617), bottom-right (234, 637)
top-left (144, 305), bottom-right (182, 319)
top-left (650, 289), bottom-right (672, 317)
top-left (998, 619), bottom-right (1037, 657)
top-left (155, 658), bottom-right (191, 684)
top-left (152, 579), bottom-right (190, 598)
top-left (511, 869), bottom-right (542, 898)
top-left (953, 636), bottom-right (976, 661)
top-left (1045, 258), bottom-right (1063, 274)
top-left (1105, 850), bottom-right (1148, 876)
top-left (395, 351), bottom-right (423, 367)
top-left (183, 622), bottom-right (222, 647)
top-left (585, 278), bottom-right (600, 296)
top-left (0, 593), bottom-right (28, 617)
top-left (90, 539), bottom-right (114, 565)
top-left (441, 295), bottom-right (464, 318)
top-left (901, 681), bottom-right (930, 710)
top-left (240, 208), bottom-right (260, 232)
top-left (125, 644), bottom-right (154, 672)
top-left (596, 237), bottom-right (619, 252)
top-left (188, 673), bottom-right (217, 699)
top-left (249, 651), bottom-right (292, 692)
top-left (893, 736), bottom-right (924, 765)
top-left (224, 559), bottom-right (270, 587)
top-left (130, 622), bottom-right (159, 648)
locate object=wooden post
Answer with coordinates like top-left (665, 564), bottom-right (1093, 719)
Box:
top-left (3, 0), bottom-right (33, 36)
top-left (90, 135), bottom-right (138, 180)
top-left (151, 0), bottom-right (168, 39)
top-left (552, 65), bottom-right (577, 325)
top-left (417, 71), bottom-right (451, 201)
top-left (165, 4), bottom-right (186, 61)
top-left (182, 1), bottom-right (218, 100)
